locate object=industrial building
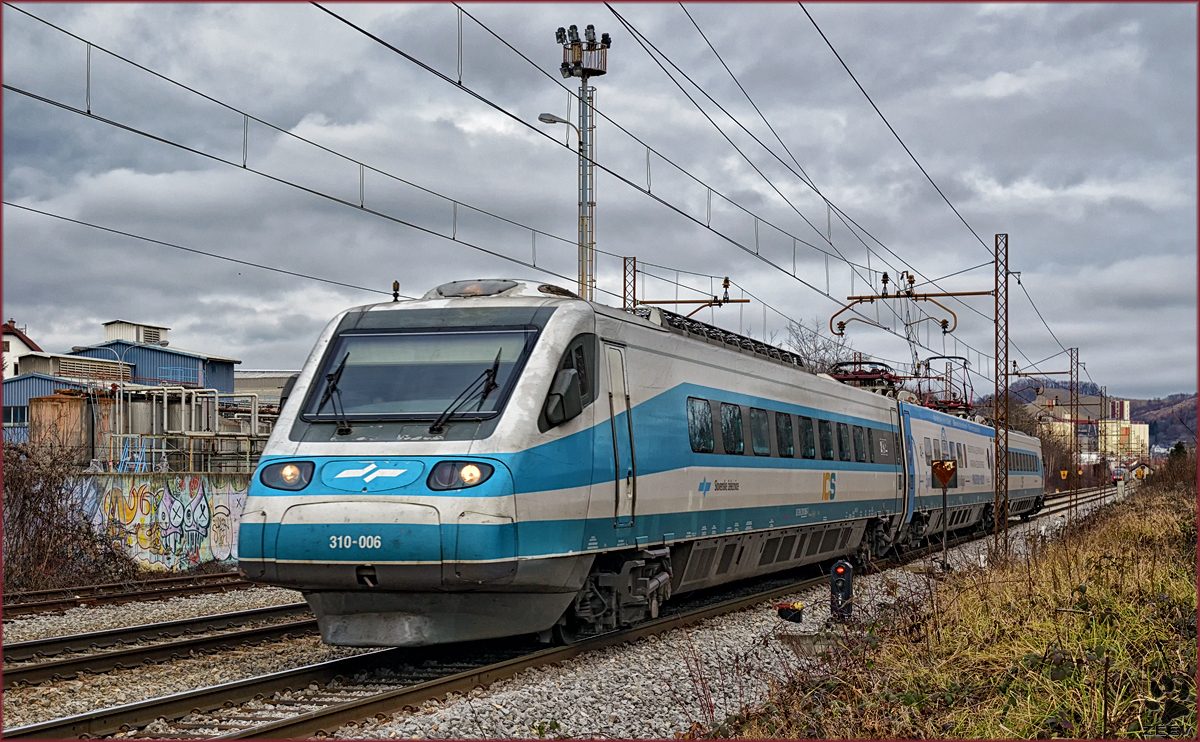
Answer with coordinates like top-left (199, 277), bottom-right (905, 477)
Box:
top-left (2, 319), bottom-right (276, 472)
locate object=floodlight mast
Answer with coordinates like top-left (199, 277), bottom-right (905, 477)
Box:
top-left (548, 24), bottom-right (611, 301)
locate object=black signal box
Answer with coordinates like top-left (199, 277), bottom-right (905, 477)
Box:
top-left (830, 560), bottom-right (853, 621)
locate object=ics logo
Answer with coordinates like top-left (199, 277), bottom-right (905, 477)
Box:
top-left (698, 478), bottom-right (712, 496)
top-left (822, 472), bottom-right (837, 500)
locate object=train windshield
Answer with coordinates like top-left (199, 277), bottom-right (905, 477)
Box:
top-left (302, 328), bottom-right (537, 421)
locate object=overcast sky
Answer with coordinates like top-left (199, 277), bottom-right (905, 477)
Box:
top-left (3, 3), bottom-right (1195, 401)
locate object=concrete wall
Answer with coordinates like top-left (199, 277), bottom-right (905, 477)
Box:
top-left (71, 472), bottom-right (250, 571)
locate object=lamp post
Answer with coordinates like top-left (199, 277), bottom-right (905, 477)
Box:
top-left (541, 23), bottom-right (610, 301)
top-left (72, 341), bottom-right (167, 439)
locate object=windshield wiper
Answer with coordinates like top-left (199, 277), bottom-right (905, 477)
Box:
top-left (475, 347), bottom-right (503, 411)
top-left (429, 350), bottom-right (502, 435)
top-left (315, 351), bottom-right (353, 435)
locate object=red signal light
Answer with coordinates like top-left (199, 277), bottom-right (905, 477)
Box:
top-left (836, 565), bottom-right (845, 574)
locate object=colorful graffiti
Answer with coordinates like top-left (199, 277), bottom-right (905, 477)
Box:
top-left (70, 473), bottom-right (249, 571)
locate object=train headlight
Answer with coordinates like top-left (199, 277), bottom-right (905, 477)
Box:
top-left (260, 461), bottom-right (314, 491)
top-left (460, 464), bottom-right (483, 486)
top-left (428, 461), bottom-right (494, 490)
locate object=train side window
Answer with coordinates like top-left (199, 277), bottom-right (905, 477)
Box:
top-left (866, 429), bottom-right (877, 463)
top-left (775, 413), bottom-right (794, 458)
top-left (817, 419), bottom-right (835, 460)
top-left (852, 426), bottom-right (867, 463)
top-left (836, 423), bottom-right (852, 462)
top-left (686, 397), bottom-right (714, 453)
top-left (750, 408), bottom-right (770, 456)
top-left (537, 333), bottom-right (598, 432)
top-left (558, 334), bottom-right (597, 404)
top-left (721, 403), bottom-right (744, 455)
top-left (798, 417), bottom-right (816, 459)
top-left (923, 437), bottom-right (933, 466)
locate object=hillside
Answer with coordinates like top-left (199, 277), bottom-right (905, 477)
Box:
top-left (1130, 393), bottom-right (1197, 447)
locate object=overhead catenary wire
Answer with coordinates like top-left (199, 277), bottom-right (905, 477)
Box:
top-left (602, 4), bottom-right (1027, 375)
top-left (448, 1), bottom-right (1024, 378)
top-left (449, 2), bottom-right (876, 275)
top-left (2, 82), bottom-right (620, 303)
top-left (310, 3), bottom-right (1008, 374)
top-left (12, 2), bottom-right (1058, 385)
top-left (3, 201), bottom-right (404, 297)
top-left (797, 2), bottom-right (991, 257)
top-left (44, 4), bottom-right (1002, 383)
top-left (796, 1), bottom-right (1071, 363)
top-left (674, 3), bottom-right (1003, 334)
top-left (309, 3), bottom-right (903, 335)
top-left (0, 3), bottom-right (625, 268)
top-left (6, 2), bottom-right (878, 354)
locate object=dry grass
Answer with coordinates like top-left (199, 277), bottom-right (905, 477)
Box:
top-left (731, 477), bottom-right (1197, 739)
top-left (2, 439), bottom-right (146, 593)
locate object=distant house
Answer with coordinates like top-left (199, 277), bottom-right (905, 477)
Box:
top-left (2, 318), bottom-right (43, 378)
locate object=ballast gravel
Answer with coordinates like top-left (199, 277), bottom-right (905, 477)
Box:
top-left (2, 585), bottom-right (303, 644)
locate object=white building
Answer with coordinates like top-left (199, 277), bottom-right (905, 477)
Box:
top-left (2, 319), bottom-right (43, 378)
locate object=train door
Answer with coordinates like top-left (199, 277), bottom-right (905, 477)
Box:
top-left (889, 407), bottom-right (906, 514)
top-left (604, 344), bottom-right (636, 527)
top-left (900, 407), bottom-right (917, 525)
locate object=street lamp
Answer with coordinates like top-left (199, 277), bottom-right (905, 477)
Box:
top-left (544, 23), bottom-right (611, 301)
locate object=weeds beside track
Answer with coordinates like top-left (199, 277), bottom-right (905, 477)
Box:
top-left (733, 475), bottom-right (1197, 739)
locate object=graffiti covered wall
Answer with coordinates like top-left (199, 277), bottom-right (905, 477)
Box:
top-left (71, 473), bottom-right (250, 571)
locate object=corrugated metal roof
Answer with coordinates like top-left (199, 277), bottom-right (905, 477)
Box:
top-left (2, 373), bottom-right (93, 406)
top-left (77, 340), bottom-right (241, 364)
top-left (102, 319), bottom-right (171, 330)
top-left (235, 370), bottom-right (300, 379)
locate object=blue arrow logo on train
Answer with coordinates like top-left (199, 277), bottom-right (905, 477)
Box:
top-left (698, 478), bottom-right (712, 496)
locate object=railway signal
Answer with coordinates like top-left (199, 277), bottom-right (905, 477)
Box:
top-left (931, 459), bottom-right (957, 571)
top-left (830, 560), bottom-right (853, 621)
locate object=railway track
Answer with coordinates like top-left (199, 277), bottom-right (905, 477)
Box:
top-left (5, 486), bottom-right (1119, 740)
top-left (2, 603), bottom-right (314, 689)
top-left (4, 573), bottom-right (253, 616)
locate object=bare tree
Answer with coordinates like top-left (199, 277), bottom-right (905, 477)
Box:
top-left (785, 318), bottom-right (856, 374)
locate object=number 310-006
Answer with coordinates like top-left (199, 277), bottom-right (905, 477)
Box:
top-left (329, 535), bottom-right (382, 549)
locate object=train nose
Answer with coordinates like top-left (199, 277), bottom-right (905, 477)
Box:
top-left (242, 457), bottom-right (517, 591)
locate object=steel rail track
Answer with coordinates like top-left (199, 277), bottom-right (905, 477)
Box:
top-left (4, 573), bottom-right (253, 616)
top-left (3, 604), bottom-right (314, 689)
top-left (6, 486), bottom-right (1122, 739)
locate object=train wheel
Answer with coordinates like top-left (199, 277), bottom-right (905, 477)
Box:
top-left (552, 614), bottom-right (581, 645)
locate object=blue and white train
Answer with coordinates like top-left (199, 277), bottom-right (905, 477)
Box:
top-left (238, 279), bottom-right (1043, 646)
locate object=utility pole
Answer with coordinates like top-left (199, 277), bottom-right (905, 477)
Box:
top-left (1069, 347), bottom-right (1079, 518)
top-left (993, 234), bottom-right (1009, 551)
top-left (623, 256), bottom-right (636, 310)
top-left (550, 24), bottom-right (610, 301)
